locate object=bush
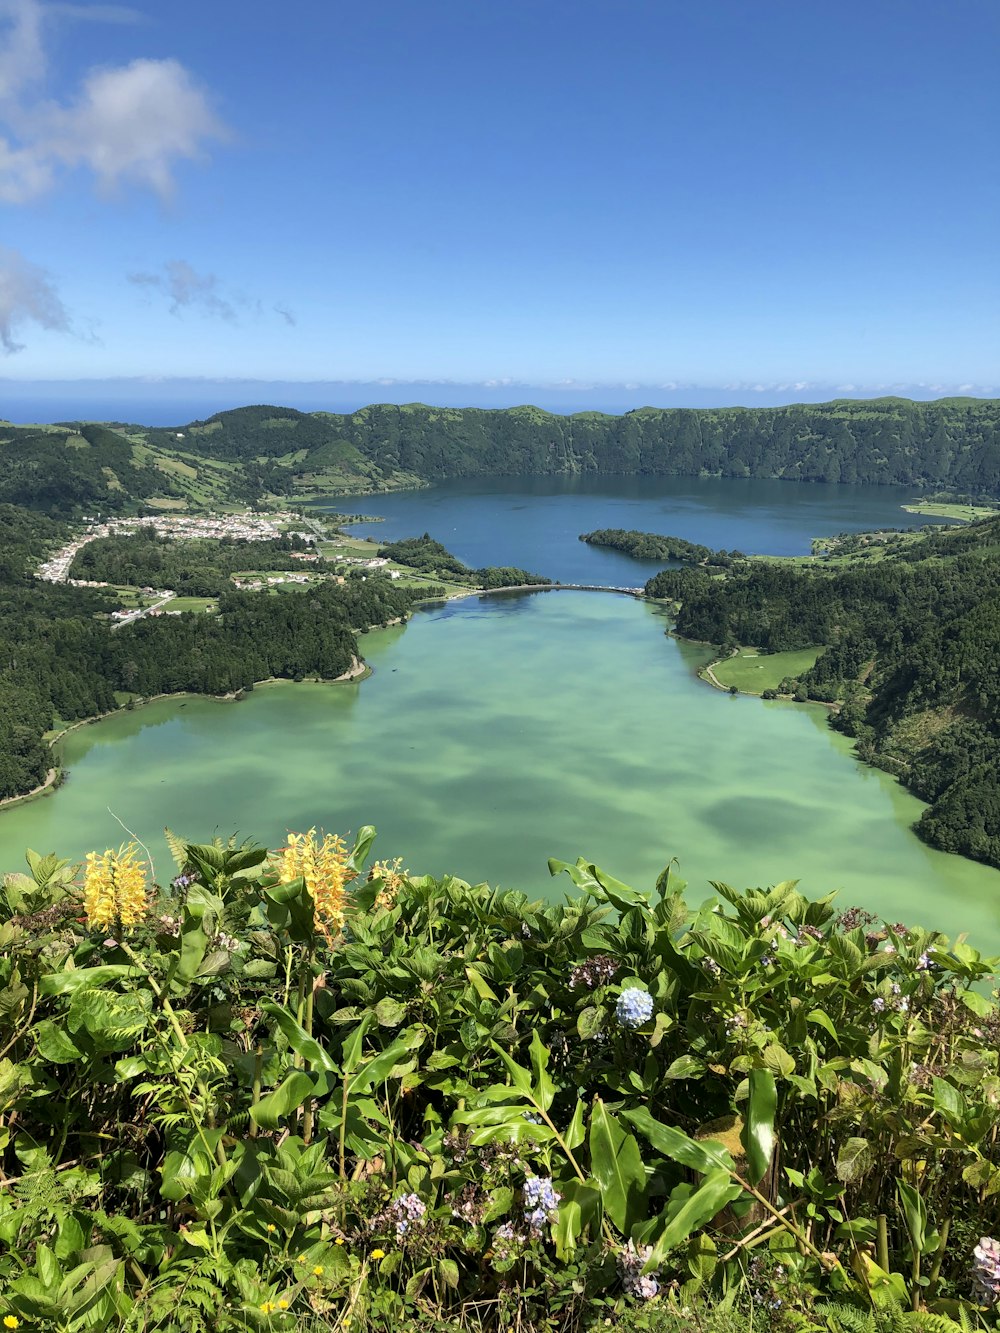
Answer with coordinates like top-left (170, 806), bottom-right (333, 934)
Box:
top-left (1, 835), bottom-right (998, 1330)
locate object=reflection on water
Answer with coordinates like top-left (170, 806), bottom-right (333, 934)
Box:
top-left (4, 592), bottom-right (999, 954)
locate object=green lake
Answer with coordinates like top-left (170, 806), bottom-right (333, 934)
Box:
top-left (3, 587), bottom-right (999, 948)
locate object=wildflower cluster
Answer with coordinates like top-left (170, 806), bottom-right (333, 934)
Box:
top-left (973, 1237), bottom-right (1000, 1305)
top-left (83, 842), bottom-right (149, 932)
top-left (618, 1240), bottom-right (659, 1300)
top-left (616, 986), bottom-right (654, 1028)
top-left (569, 954), bottom-right (619, 990)
top-left (274, 828), bottom-right (351, 941)
top-left (522, 1175), bottom-right (560, 1233)
top-left (390, 1191), bottom-right (427, 1237)
top-left (370, 857), bottom-right (406, 910)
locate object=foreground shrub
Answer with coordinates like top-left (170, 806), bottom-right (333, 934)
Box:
top-left (1, 835), bottom-right (999, 1330)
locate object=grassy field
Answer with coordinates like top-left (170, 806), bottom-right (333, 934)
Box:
top-left (711, 646), bottom-right (823, 692)
top-left (166, 596), bottom-right (217, 614)
top-left (901, 499), bottom-right (999, 521)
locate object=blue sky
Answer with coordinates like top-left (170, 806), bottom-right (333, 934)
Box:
top-left (1, 0), bottom-right (998, 418)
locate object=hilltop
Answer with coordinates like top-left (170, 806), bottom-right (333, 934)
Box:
top-left (4, 395), bottom-right (1000, 514)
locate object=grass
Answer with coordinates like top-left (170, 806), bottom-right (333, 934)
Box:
top-left (901, 499), bottom-right (999, 521)
top-left (711, 647), bottom-right (823, 693)
top-left (166, 596), bottom-right (217, 614)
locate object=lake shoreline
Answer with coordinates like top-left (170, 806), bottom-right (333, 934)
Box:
top-left (2, 656), bottom-right (372, 814)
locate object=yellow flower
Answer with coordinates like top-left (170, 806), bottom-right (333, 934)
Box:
top-left (266, 1224), bottom-right (276, 1233)
top-left (277, 1300), bottom-right (289, 1310)
top-left (370, 1249), bottom-right (386, 1260)
top-left (4, 1318), bottom-right (21, 1330)
top-left (83, 843), bottom-right (149, 932)
top-left (334, 1236), bottom-right (345, 1245)
top-left (259, 1302), bottom-right (274, 1314)
top-left (296, 1255), bottom-right (306, 1264)
top-left (312, 1265), bottom-right (323, 1276)
top-left (273, 830), bottom-right (351, 942)
top-left (370, 858), bottom-right (406, 910)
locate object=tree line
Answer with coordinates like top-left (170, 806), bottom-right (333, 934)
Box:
top-left (645, 518), bottom-right (1000, 868)
top-left (0, 505), bottom-right (434, 802)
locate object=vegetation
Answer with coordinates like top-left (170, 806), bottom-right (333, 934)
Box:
top-left (69, 533), bottom-right (314, 597)
top-left (645, 516), bottom-right (1000, 868)
top-left (709, 649), bottom-right (823, 694)
top-left (377, 533), bottom-right (552, 589)
top-left (7, 398), bottom-right (1000, 516)
top-left (0, 504), bottom-right (435, 802)
top-left (171, 397), bottom-right (1000, 494)
top-left (580, 530), bottom-right (743, 567)
top-left (2, 833), bottom-right (1000, 1331)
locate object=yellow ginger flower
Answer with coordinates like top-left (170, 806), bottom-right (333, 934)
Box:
top-left (369, 857), bottom-right (406, 911)
top-left (274, 829), bottom-right (350, 942)
top-left (83, 843), bottom-right (149, 932)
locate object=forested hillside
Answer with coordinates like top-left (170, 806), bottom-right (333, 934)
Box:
top-left (646, 517), bottom-right (1000, 867)
top-left (70, 531), bottom-right (312, 596)
top-left (7, 397), bottom-right (1000, 510)
top-left (377, 532), bottom-right (551, 588)
top-left (173, 397), bottom-right (1000, 493)
top-left (0, 504), bottom-right (433, 801)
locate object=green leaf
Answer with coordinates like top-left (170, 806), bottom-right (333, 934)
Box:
top-left (664, 1055), bottom-right (705, 1080)
top-left (250, 1071), bottom-right (317, 1129)
top-left (577, 1006), bottom-right (603, 1039)
top-left (528, 1030), bottom-right (555, 1112)
top-left (349, 1034), bottom-right (416, 1093)
top-left (260, 1001), bottom-right (338, 1072)
top-left (38, 965), bottom-right (136, 997)
top-left (588, 1099), bottom-right (646, 1232)
top-left (34, 1019), bottom-right (85, 1064)
top-left (742, 1068), bottom-right (776, 1186)
top-left (623, 1106), bottom-right (735, 1176)
top-left (646, 1171), bottom-right (742, 1266)
top-left (835, 1136), bottom-right (874, 1184)
top-left (897, 1178), bottom-right (928, 1254)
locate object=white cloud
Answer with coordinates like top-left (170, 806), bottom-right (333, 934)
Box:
top-left (0, 0), bottom-right (226, 202)
top-left (0, 244), bottom-right (70, 352)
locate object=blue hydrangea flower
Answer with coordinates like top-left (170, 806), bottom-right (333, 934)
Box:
top-left (522, 1176), bottom-right (560, 1212)
top-left (616, 987), bottom-right (654, 1029)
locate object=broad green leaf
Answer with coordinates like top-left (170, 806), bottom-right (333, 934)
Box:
top-left (349, 1034), bottom-right (416, 1093)
top-left (897, 1178), bottom-right (928, 1254)
top-left (623, 1106), bottom-right (735, 1176)
top-left (835, 1136), bottom-right (874, 1184)
top-left (646, 1171), bottom-right (742, 1267)
top-left (664, 1055), bottom-right (705, 1080)
top-left (39, 965), bottom-right (136, 997)
top-left (261, 1001), bottom-right (338, 1072)
top-left (742, 1069), bottom-right (776, 1186)
top-left (588, 1099), bottom-right (646, 1232)
top-left (250, 1071), bottom-right (317, 1129)
top-left (34, 1020), bottom-right (85, 1064)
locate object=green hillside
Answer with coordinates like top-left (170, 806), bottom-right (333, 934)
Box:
top-left (646, 514), bottom-right (1000, 868)
top-left (6, 397), bottom-right (1000, 513)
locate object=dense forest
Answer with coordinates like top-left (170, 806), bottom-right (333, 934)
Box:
top-left (377, 532), bottom-right (552, 587)
top-left (70, 532), bottom-right (312, 596)
top-left (160, 397), bottom-right (1000, 496)
top-left (580, 528), bottom-right (743, 566)
top-left (645, 518), bottom-right (1000, 868)
top-left (8, 398), bottom-right (1000, 514)
top-left (0, 505), bottom-right (434, 802)
top-left (0, 423), bottom-right (170, 513)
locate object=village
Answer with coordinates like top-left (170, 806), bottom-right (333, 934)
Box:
top-left (35, 509), bottom-right (400, 627)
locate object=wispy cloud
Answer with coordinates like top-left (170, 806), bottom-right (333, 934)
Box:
top-left (0, 0), bottom-right (226, 202)
top-left (129, 261), bottom-right (297, 330)
top-left (0, 244), bottom-right (70, 352)
top-left (128, 260), bottom-right (236, 321)
top-left (46, 3), bottom-right (144, 22)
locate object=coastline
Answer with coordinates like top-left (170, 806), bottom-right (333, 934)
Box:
top-left (1, 655), bottom-right (372, 815)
